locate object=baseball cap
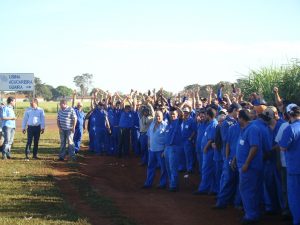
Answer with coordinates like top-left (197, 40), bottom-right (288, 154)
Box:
top-left (253, 105), bottom-right (267, 115)
top-left (286, 103), bottom-right (297, 114)
top-left (219, 108), bottom-right (227, 115)
top-left (262, 107), bottom-right (275, 120)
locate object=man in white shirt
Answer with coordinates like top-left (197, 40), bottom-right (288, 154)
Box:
top-left (22, 98), bottom-right (45, 159)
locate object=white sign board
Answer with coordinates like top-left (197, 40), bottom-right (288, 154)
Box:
top-left (0, 73), bottom-right (34, 91)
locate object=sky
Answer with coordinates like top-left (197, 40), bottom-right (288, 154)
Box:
top-left (1, 0), bottom-right (300, 93)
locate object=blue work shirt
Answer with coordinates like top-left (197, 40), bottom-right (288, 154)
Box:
top-left (2, 105), bottom-right (16, 128)
top-left (226, 123), bottom-right (241, 159)
top-left (165, 119), bottom-right (182, 146)
top-left (74, 107), bottom-right (85, 130)
top-left (147, 120), bottom-right (167, 152)
top-left (94, 108), bottom-right (107, 130)
top-left (107, 107), bottom-right (114, 126)
top-left (88, 110), bottom-right (97, 131)
top-left (132, 110), bottom-right (140, 129)
top-left (201, 119), bottom-right (218, 152)
top-left (181, 117), bottom-right (197, 140)
top-left (112, 108), bottom-right (122, 127)
top-left (279, 120), bottom-right (300, 174)
top-left (236, 122), bottom-right (263, 170)
top-left (220, 116), bottom-right (237, 158)
top-left (252, 119), bottom-right (272, 154)
top-left (119, 110), bottom-right (133, 128)
top-left (196, 121), bottom-right (208, 152)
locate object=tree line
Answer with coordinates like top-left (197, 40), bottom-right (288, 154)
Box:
top-left (16, 59), bottom-right (300, 105)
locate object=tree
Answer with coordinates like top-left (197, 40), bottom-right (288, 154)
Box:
top-left (54, 86), bottom-right (73, 99)
top-left (73, 73), bottom-right (93, 96)
top-left (34, 77), bottom-right (52, 100)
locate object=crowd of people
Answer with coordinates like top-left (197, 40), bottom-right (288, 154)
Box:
top-left (0, 84), bottom-right (299, 225)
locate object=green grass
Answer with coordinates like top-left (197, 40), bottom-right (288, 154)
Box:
top-left (14, 101), bottom-right (91, 114)
top-left (15, 102), bottom-right (60, 114)
top-left (0, 126), bottom-right (137, 225)
top-left (0, 131), bottom-right (90, 225)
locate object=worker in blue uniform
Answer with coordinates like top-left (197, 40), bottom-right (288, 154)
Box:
top-left (279, 105), bottom-right (300, 225)
top-left (194, 107), bottom-right (218, 195)
top-left (143, 110), bottom-right (167, 188)
top-left (71, 90), bottom-right (85, 154)
top-left (214, 103), bottom-right (241, 208)
top-left (181, 107), bottom-right (197, 173)
top-left (195, 109), bottom-right (208, 175)
top-left (164, 107), bottom-right (182, 192)
top-left (236, 109), bottom-right (264, 224)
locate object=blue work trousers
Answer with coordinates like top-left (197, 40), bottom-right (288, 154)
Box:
top-left (165, 146), bottom-right (179, 189)
top-left (239, 168), bottom-right (263, 221)
top-left (263, 160), bottom-right (283, 213)
top-left (198, 149), bottom-right (215, 193)
top-left (73, 128), bottom-right (83, 153)
top-left (183, 140), bottom-right (194, 172)
top-left (287, 174), bottom-right (300, 225)
top-left (139, 133), bottom-right (148, 165)
top-left (217, 159), bottom-right (241, 207)
top-left (144, 150), bottom-right (167, 187)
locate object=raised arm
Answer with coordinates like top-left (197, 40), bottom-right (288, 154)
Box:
top-left (273, 87), bottom-right (283, 107)
top-left (71, 89), bottom-right (76, 108)
top-left (207, 86), bottom-right (213, 105)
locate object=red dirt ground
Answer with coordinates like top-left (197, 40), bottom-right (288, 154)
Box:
top-left (20, 117), bottom-right (288, 225)
top-left (54, 152), bottom-right (289, 225)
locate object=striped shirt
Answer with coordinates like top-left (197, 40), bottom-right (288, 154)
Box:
top-left (57, 106), bottom-right (77, 130)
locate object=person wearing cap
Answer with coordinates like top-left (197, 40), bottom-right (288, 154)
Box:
top-left (279, 105), bottom-right (300, 225)
top-left (22, 98), bottom-right (45, 159)
top-left (214, 103), bottom-right (242, 209)
top-left (195, 108), bottom-right (208, 176)
top-left (236, 109), bottom-right (264, 224)
top-left (164, 107), bottom-right (182, 192)
top-left (194, 107), bottom-right (218, 195)
top-left (274, 104), bottom-right (294, 219)
top-left (71, 90), bottom-right (85, 154)
top-left (138, 102), bottom-right (154, 166)
top-left (181, 106), bottom-right (197, 173)
top-left (1, 97), bottom-right (17, 159)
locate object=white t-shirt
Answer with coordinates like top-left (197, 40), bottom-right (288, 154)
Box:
top-left (275, 122), bottom-right (289, 167)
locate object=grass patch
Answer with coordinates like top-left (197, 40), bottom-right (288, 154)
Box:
top-left (0, 131), bottom-right (90, 225)
top-left (0, 127), bottom-right (137, 225)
